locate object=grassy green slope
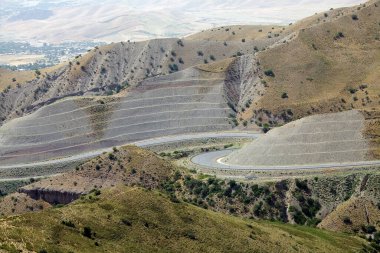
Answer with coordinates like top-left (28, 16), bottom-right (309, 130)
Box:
top-left (0, 186), bottom-right (368, 253)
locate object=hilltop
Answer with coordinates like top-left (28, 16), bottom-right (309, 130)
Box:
top-left (246, 1), bottom-right (380, 125)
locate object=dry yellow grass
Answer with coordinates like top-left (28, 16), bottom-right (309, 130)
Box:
top-left (319, 196), bottom-right (380, 233)
top-left (0, 63), bottom-right (65, 92)
top-left (195, 57), bottom-right (235, 73)
top-left (0, 192), bottom-right (51, 217)
top-left (22, 145), bottom-right (176, 195)
top-left (0, 186), bottom-right (369, 253)
top-left (246, 1), bottom-right (380, 121)
top-left (0, 68), bottom-right (35, 91)
top-left (186, 25), bottom-right (284, 42)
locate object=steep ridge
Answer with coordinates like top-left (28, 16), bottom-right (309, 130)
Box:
top-left (224, 110), bottom-right (370, 166)
top-left (0, 67), bottom-right (235, 165)
top-left (0, 32), bottom-right (285, 125)
top-left (0, 7), bottom-right (349, 126)
top-left (247, 1), bottom-right (380, 125)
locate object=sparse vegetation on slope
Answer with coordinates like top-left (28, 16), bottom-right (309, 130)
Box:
top-left (0, 186), bottom-right (369, 253)
top-left (250, 1), bottom-right (380, 125)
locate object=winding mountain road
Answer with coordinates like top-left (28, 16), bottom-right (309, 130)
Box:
top-left (191, 149), bottom-right (380, 170)
top-left (0, 131), bottom-right (260, 170)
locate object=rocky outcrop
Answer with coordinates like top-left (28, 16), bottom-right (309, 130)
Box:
top-left (19, 188), bottom-right (83, 205)
top-left (224, 54), bottom-right (264, 112)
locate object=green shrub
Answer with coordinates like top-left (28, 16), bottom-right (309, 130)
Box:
top-left (334, 32), bottom-right (344, 40)
top-left (108, 153), bottom-right (116, 160)
top-left (343, 216), bottom-right (352, 225)
top-left (264, 69), bottom-right (275, 77)
top-left (293, 210), bottom-right (307, 224)
top-left (306, 218), bottom-right (321, 227)
top-left (82, 226), bottom-right (92, 238)
top-left (263, 123), bottom-right (270, 133)
top-left (362, 225), bottom-right (377, 234)
top-left (168, 64), bottom-right (179, 72)
top-left (295, 179), bottom-right (309, 191)
top-left (61, 220), bottom-right (76, 228)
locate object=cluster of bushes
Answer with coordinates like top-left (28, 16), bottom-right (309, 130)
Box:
top-left (290, 179), bottom-right (321, 226)
top-left (163, 170), bottom-right (288, 220)
top-left (159, 150), bottom-right (190, 159)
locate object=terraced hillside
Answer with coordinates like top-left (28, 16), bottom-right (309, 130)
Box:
top-left (0, 27), bottom-right (289, 125)
top-left (224, 110), bottom-right (371, 166)
top-left (0, 1), bottom-right (378, 168)
top-left (1, 2), bottom-right (366, 126)
top-left (0, 67), bottom-right (236, 165)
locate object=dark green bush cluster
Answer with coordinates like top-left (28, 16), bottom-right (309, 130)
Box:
top-left (168, 64), bottom-right (179, 72)
top-left (61, 220), bottom-right (75, 228)
top-left (82, 226), bottom-right (93, 239)
top-left (295, 179), bottom-right (309, 192)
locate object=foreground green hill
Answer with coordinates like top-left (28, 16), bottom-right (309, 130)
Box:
top-left (0, 186), bottom-right (369, 253)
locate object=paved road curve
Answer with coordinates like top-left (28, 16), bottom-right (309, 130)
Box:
top-left (191, 149), bottom-right (380, 170)
top-left (0, 131), bottom-right (260, 170)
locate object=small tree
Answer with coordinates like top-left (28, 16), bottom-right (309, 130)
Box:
top-left (264, 69), bottom-right (275, 77)
top-left (281, 92), bottom-right (289, 99)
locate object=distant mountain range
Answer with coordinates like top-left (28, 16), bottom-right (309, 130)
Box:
top-left (0, 0), bottom-right (363, 43)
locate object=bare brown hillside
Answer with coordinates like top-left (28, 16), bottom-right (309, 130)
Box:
top-left (247, 1), bottom-right (380, 125)
top-left (19, 146), bottom-right (176, 205)
top-left (0, 33), bottom-right (282, 125)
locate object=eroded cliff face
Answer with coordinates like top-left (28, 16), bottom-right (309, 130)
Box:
top-left (224, 54), bottom-right (264, 111)
top-left (19, 188), bottom-right (83, 205)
